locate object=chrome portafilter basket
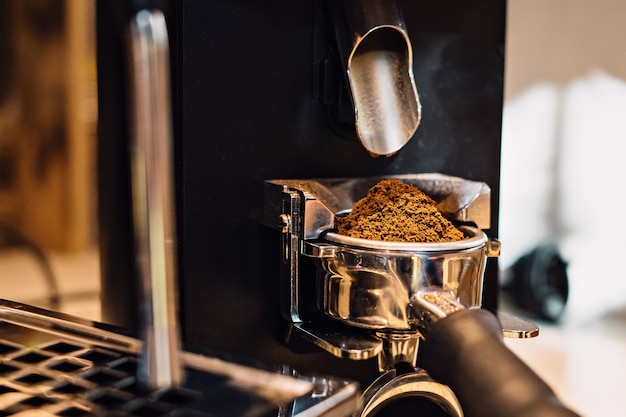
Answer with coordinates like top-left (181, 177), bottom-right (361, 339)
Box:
top-left (263, 174), bottom-right (504, 417)
top-left (317, 225), bottom-right (493, 331)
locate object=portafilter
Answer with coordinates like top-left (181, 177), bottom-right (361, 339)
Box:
top-left (263, 174), bottom-right (580, 417)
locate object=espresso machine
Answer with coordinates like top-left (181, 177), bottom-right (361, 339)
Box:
top-left (93, 1), bottom-right (580, 416)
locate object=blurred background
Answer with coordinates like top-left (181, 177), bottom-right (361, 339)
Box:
top-left (0, 0), bottom-right (624, 416)
top-left (498, 2), bottom-right (626, 416)
top-left (0, 0), bottom-right (99, 319)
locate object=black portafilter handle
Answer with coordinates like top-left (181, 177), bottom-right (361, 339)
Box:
top-left (416, 307), bottom-right (581, 417)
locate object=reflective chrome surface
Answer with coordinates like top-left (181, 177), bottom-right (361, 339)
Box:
top-left (323, 225), bottom-right (488, 252)
top-left (497, 311), bottom-right (540, 338)
top-left (360, 369), bottom-right (463, 417)
top-left (333, 0), bottom-right (421, 156)
top-left (279, 368), bottom-right (362, 417)
top-left (311, 226), bottom-right (490, 331)
top-left (375, 331), bottom-right (420, 372)
top-left (128, 9), bottom-right (182, 390)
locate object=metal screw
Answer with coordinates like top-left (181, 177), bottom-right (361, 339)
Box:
top-left (279, 214), bottom-right (291, 233)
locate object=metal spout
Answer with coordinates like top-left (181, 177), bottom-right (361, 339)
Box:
top-left (333, 0), bottom-right (421, 156)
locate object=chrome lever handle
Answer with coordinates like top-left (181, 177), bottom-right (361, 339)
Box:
top-left (128, 8), bottom-right (183, 390)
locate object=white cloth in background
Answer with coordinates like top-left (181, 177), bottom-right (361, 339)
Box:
top-left (499, 71), bottom-right (626, 324)
top-left (499, 83), bottom-right (561, 271)
top-left (557, 71), bottom-right (626, 324)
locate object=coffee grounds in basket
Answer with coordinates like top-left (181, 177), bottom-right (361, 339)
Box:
top-left (335, 179), bottom-right (465, 243)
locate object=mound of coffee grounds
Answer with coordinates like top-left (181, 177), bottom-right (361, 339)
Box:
top-left (335, 179), bottom-right (465, 243)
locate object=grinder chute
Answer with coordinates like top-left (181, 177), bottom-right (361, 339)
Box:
top-left (328, 0), bottom-right (421, 156)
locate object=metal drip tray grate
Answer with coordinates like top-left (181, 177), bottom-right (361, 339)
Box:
top-left (0, 330), bottom-right (205, 416)
top-left (0, 300), bottom-right (359, 417)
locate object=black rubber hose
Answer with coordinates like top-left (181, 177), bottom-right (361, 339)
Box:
top-left (418, 309), bottom-right (581, 417)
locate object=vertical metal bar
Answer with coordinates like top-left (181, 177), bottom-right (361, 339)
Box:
top-left (128, 9), bottom-right (183, 390)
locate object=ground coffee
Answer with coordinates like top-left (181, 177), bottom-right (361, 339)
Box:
top-left (335, 179), bottom-right (465, 243)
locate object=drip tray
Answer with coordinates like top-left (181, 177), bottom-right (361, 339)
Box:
top-left (0, 300), bottom-right (359, 417)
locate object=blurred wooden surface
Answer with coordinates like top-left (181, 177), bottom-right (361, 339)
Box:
top-left (0, 0), bottom-right (97, 251)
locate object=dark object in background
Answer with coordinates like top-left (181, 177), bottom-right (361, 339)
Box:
top-left (502, 243), bottom-right (569, 322)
